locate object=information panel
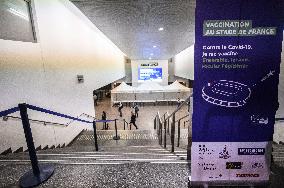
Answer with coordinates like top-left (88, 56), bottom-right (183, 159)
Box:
top-left (192, 0), bottom-right (283, 185)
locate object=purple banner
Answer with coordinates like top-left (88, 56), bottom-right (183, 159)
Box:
top-left (192, 0), bottom-right (283, 186)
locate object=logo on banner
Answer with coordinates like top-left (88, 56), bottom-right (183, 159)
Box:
top-left (250, 115), bottom-right (269, 125)
top-left (198, 145), bottom-right (214, 159)
top-left (209, 174), bottom-right (223, 179)
top-left (252, 162), bottom-right (264, 169)
top-left (198, 163), bottom-right (217, 171)
top-left (236, 174), bottom-right (259, 178)
top-left (219, 145), bottom-right (231, 159)
top-left (226, 162), bottom-right (243, 169)
top-left (238, 148), bottom-right (265, 155)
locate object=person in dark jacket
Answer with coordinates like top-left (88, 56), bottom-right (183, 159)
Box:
top-left (133, 103), bottom-right (139, 117)
top-left (118, 102), bottom-right (123, 117)
top-left (129, 111), bottom-right (138, 129)
top-left (102, 111), bottom-right (107, 130)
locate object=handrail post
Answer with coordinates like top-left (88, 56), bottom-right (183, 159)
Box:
top-left (164, 120), bottom-right (167, 148)
top-left (93, 121), bottom-right (98, 151)
top-left (177, 120), bottom-right (181, 147)
top-left (113, 119), bottom-right (120, 140)
top-left (167, 119), bottom-right (170, 134)
top-left (18, 103), bottom-right (54, 188)
top-left (171, 113), bottom-right (175, 153)
top-left (159, 121), bottom-right (162, 145)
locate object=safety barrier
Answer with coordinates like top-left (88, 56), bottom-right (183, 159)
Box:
top-left (0, 103), bottom-right (119, 188)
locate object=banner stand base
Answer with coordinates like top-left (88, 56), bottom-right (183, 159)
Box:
top-left (190, 180), bottom-right (270, 187)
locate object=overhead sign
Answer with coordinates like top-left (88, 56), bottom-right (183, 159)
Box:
top-left (192, 0), bottom-right (283, 186)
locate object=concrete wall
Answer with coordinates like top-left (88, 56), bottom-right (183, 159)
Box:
top-left (131, 60), bottom-right (168, 87)
top-left (274, 31), bottom-right (284, 143)
top-left (173, 45), bottom-right (194, 80)
top-left (0, 0), bottom-right (125, 153)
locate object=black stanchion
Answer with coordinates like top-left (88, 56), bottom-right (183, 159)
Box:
top-left (154, 117), bottom-right (156, 130)
top-left (18, 103), bottom-right (54, 188)
top-left (93, 121), bottom-right (98, 151)
top-left (177, 120), bottom-right (181, 147)
top-left (171, 114), bottom-right (175, 153)
top-left (113, 119), bottom-right (120, 140)
top-left (123, 119), bottom-right (126, 130)
top-left (164, 121), bottom-right (167, 148)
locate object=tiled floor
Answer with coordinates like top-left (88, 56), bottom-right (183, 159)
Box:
top-left (94, 98), bottom-right (191, 131)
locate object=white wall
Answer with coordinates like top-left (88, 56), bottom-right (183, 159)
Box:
top-left (131, 60), bottom-right (168, 87)
top-left (0, 0), bottom-right (126, 153)
top-left (0, 0), bottom-right (126, 120)
top-left (174, 45), bottom-right (194, 80)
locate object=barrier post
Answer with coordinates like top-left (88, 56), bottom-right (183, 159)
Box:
top-left (171, 113), bottom-right (175, 153)
top-left (123, 119), bottom-right (126, 130)
top-left (113, 119), bottom-right (120, 140)
top-left (177, 120), bottom-right (181, 147)
top-left (18, 103), bottom-right (54, 188)
top-left (164, 121), bottom-right (167, 148)
top-left (154, 117), bottom-right (156, 129)
top-left (93, 121), bottom-right (98, 151)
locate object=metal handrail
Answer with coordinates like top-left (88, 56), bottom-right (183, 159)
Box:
top-left (66, 113), bottom-right (95, 126)
top-left (175, 114), bottom-right (189, 123)
top-left (163, 96), bottom-right (191, 123)
top-left (3, 115), bottom-right (67, 127)
top-left (276, 118), bottom-right (284, 121)
top-left (157, 111), bottom-right (163, 123)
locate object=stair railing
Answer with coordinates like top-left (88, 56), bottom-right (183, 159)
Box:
top-left (154, 96), bottom-right (191, 154)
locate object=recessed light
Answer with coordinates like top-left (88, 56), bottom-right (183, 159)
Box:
top-left (158, 27), bottom-right (164, 31)
top-left (149, 57), bottom-right (152, 60)
top-left (150, 53), bottom-right (154, 56)
top-left (153, 45), bottom-right (157, 48)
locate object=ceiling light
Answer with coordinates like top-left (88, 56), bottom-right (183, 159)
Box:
top-left (149, 57), bottom-right (152, 60)
top-left (153, 45), bottom-right (157, 48)
top-left (158, 27), bottom-right (164, 31)
top-left (150, 53), bottom-right (154, 56)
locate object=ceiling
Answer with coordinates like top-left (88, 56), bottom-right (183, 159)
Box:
top-left (70, 0), bottom-right (196, 60)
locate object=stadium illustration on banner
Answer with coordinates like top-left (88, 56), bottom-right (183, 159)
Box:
top-left (201, 70), bottom-right (275, 108)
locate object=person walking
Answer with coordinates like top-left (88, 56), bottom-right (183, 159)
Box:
top-left (133, 103), bottom-right (139, 118)
top-left (129, 111), bottom-right (138, 129)
top-left (93, 94), bottom-right (98, 106)
top-left (118, 102), bottom-right (123, 117)
top-left (102, 111), bottom-right (107, 130)
top-left (177, 98), bottom-right (181, 108)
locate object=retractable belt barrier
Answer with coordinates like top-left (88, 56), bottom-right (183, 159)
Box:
top-left (0, 103), bottom-right (118, 188)
top-left (0, 106), bottom-right (19, 117)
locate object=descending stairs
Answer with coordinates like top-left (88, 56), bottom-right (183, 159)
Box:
top-left (0, 130), bottom-right (190, 188)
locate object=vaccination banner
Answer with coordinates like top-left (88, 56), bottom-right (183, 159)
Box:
top-left (192, 0), bottom-right (283, 185)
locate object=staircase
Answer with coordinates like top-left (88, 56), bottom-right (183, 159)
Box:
top-left (0, 130), bottom-right (190, 188)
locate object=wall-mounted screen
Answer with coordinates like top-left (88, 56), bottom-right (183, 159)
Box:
top-left (138, 68), bottom-right (162, 82)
